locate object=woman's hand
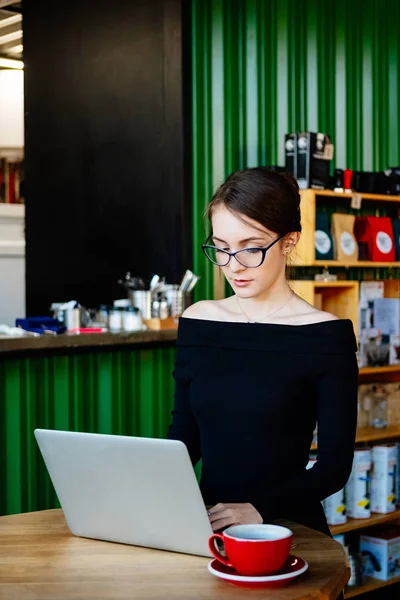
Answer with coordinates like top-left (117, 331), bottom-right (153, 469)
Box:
top-left (208, 502), bottom-right (262, 532)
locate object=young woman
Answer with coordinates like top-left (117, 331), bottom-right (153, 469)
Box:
top-left (168, 167), bottom-right (358, 540)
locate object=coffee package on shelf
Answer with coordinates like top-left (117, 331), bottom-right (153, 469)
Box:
top-left (385, 383), bottom-right (400, 425)
top-left (284, 133), bottom-right (297, 176)
top-left (296, 132), bottom-right (333, 190)
top-left (358, 281), bottom-right (385, 367)
top-left (332, 214), bottom-right (358, 262)
top-left (315, 213), bottom-right (334, 260)
top-left (373, 299), bottom-right (400, 336)
top-left (390, 335), bottom-right (400, 366)
top-left (393, 218), bottom-right (400, 260)
top-left (354, 216), bottom-right (396, 262)
top-left (346, 449), bottom-right (372, 519)
top-left (371, 445), bottom-right (398, 514)
top-left (323, 488), bottom-right (347, 525)
top-left (360, 526), bottom-right (400, 581)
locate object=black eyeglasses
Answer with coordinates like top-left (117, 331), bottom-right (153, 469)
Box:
top-left (202, 235), bottom-right (284, 268)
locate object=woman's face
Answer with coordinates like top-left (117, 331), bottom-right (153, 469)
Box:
top-left (210, 206), bottom-right (288, 298)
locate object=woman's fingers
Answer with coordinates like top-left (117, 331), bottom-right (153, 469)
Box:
top-left (211, 517), bottom-right (239, 532)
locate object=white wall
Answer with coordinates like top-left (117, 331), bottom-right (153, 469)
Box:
top-left (0, 205), bottom-right (25, 325)
top-left (0, 70), bottom-right (24, 148)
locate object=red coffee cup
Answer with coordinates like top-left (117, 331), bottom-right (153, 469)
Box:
top-left (208, 524), bottom-right (292, 576)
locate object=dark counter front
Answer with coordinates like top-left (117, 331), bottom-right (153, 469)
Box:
top-left (0, 330), bottom-right (178, 517)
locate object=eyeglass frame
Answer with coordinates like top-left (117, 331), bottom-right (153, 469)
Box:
top-left (201, 234), bottom-right (285, 268)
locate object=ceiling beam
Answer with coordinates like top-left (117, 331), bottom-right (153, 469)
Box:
top-left (0, 1), bottom-right (19, 8)
top-left (0, 13), bottom-right (21, 27)
top-left (0, 38), bottom-right (21, 54)
top-left (0, 19), bottom-right (20, 35)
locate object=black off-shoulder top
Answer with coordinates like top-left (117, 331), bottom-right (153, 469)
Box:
top-left (167, 317), bottom-right (358, 535)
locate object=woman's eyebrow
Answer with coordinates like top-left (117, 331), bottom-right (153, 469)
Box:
top-left (212, 236), bottom-right (268, 244)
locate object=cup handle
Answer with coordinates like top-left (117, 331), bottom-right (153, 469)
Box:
top-left (208, 534), bottom-right (233, 568)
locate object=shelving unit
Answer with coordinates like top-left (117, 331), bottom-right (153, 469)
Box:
top-left (294, 189), bottom-right (400, 267)
top-left (291, 191), bottom-right (400, 597)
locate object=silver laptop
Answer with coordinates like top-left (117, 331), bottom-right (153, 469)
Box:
top-left (34, 429), bottom-right (213, 557)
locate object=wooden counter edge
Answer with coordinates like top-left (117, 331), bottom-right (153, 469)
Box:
top-left (0, 329), bottom-right (178, 354)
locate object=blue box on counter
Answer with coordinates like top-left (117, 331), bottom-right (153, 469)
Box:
top-left (373, 299), bottom-right (400, 335)
top-left (15, 317), bottom-right (65, 335)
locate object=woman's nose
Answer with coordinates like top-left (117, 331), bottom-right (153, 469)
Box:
top-left (228, 257), bottom-right (245, 274)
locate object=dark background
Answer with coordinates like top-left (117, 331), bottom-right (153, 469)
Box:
top-left (23, 0), bottom-right (191, 314)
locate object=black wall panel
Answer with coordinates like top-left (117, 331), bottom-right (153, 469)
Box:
top-left (23, 0), bottom-right (190, 314)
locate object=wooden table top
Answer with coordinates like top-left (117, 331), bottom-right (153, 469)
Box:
top-left (0, 509), bottom-right (349, 600)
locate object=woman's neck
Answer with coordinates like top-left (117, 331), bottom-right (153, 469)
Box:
top-left (236, 278), bottom-right (293, 317)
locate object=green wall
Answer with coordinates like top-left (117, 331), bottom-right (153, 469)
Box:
top-left (0, 347), bottom-right (176, 516)
top-left (192, 0), bottom-right (400, 299)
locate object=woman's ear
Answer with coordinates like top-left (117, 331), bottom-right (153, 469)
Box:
top-left (283, 231), bottom-right (300, 255)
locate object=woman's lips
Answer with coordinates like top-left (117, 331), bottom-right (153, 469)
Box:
top-left (233, 279), bottom-right (252, 287)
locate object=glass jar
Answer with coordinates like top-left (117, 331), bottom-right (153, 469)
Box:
top-left (122, 306), bottom-right (142, 332)
top-left (369, 385), bottom-right (388, 429)
top-left (108, 308), bottom-right (122, 332)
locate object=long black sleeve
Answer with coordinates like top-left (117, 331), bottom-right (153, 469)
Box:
top-left (167, 346), bottom-right (202, 466)
top-left (256, 352), bottom-right (358, 520)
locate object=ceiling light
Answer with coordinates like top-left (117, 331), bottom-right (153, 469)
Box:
top-left (0, 56), bottom-right (23, 69)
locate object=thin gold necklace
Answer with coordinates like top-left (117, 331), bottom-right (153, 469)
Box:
top-left (236, 292), bottom-right (294, 324)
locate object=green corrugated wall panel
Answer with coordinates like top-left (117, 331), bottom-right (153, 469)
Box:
top-left (0, 347), bottom-right (176, 516)
top-left (192, 0), bottom-right (400, 299)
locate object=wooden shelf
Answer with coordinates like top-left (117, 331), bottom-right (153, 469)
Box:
top-left (360, 365), bottom-right (400, 376)
top-left (330, 508), bottom-right (400, 535)
top-left (311, 425), bottom-right (400, 451)
top-left (355, 426), bottom-right (400, 443)
top-left (313, 189), bottom-right (400, 203)
top-left (345, 575), bottom-right (400, 598)
top-left (313, 281), bottom-right (361, 287)
top-left (314, 260), bottom-right (400, 268)
top-left (293, 259), bottom-right (400, 268)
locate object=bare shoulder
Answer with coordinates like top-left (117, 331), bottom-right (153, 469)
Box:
top-left (182, 300), bottom-right (221, 320)
top-left (182, 297), bottom-right (235, 321)
top-left (290, 294), bottom-right (339, 325)
top-left (305, 309), bottom-right (339, 324)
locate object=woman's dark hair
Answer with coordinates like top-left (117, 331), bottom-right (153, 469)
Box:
top-left (205, 167), bottom-right (301, 236)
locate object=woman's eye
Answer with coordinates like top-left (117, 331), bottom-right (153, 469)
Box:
top-left (245, 248), bottom-right (263, 254)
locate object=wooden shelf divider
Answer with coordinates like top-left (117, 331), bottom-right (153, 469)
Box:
top-left (359, 365), bottom-right (400, 376)
top-left (354, 426), bottom-right (400, 444)
top-left (314, 190), bottom-right (400, 202)
top-left (311, 425), bottom-right (400, 451)
top-left (330, 508), bottom-right (400, 536)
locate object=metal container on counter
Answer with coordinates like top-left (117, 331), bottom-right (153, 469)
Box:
top-left (132, 290), bottom-right (152, 320)
top-left (163, 285), bottom-right (192, 317)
